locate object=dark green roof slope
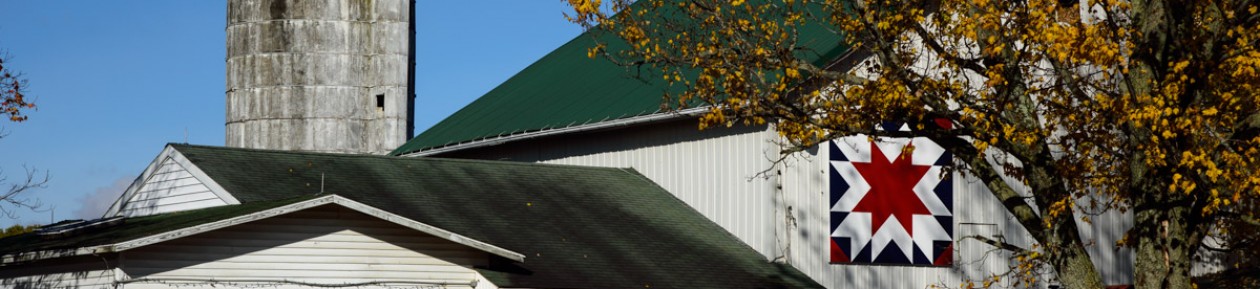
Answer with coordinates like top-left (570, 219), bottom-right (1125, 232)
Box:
top-left (0, 197), bottom-right (314, 256)
top-left (170, 144), bottom-right (820, 289)
top-left (392, 3), bottom-right (851, 156)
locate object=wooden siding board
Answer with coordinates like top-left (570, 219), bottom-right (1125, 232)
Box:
top-left (120, 155), bottom-right (228, 218)
top-left (128, 192), bottom-right (222, 206)
top-left (121, 205), bottom-right (489, 287)
top-left (0, 256), bottom-right (117, 289)
top-left (122, 251), bottom-right (485, 267)
top-left (135, 174), bottom-right (200, 190)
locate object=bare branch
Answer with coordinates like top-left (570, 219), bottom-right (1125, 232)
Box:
top-left (0, 166), bottom-right (49, 218)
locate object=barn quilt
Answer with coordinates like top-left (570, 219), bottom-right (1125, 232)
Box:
top-left (829, 123), bottom-right (954, 266)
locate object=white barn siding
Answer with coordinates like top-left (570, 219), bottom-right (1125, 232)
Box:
top-left (113, 148), bottom-right (235, 218)
top-left (778, 143), bottom-right (970, 288)
top-left (118, 205), bottom-right (489, 289)
top-left (780, 141), bottom-right (1132, 288)
top-left (118, 157), bottom-right (225, 217)
top-left (0, 255), bottom-right (118, 289)
top-left (1075, 198), bottom-right (1136, 285)
top-left (434, 120), bottom-right (1139, 288)
top-left (438, 120), bottom-right (783, 259)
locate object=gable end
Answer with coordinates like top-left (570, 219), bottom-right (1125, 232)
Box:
top-left (105, 145), bottom-right (239, 218)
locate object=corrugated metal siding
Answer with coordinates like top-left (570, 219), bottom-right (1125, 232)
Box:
top-left (433, 121), bottom-right (1144, 288)
top-left (1192, 236), bottom-right (1230, 276)
top-left (1075, 195), bottom-right (1135, 285)
top-left (437, 120), bottom-right (782, 259)
top-left (0, 255), bottom-right (117, 289)
top-left (120, 157), bottom-right (228, 217)
top-left (781, 140), bottom-right (1143, 288)
top-left (780, 141), bottom-right (963, 288)
top-left (120, 205), bottom-right (486, 288)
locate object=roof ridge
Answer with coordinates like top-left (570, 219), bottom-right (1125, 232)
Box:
top-left (169, 143), bottom-right (636, 172)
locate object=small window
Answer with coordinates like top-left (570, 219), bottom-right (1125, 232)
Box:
top-left (375, 94), bottom-right (386, 112)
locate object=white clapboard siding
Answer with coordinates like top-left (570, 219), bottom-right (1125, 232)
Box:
top-left (119, 205), bottom-right (489, 289)
top-left (0, 255), bottom-right (117, 289)
top-left (118, 156), bottom-right (228, 217)
top-left (439, 120), bottom-right (782, 259)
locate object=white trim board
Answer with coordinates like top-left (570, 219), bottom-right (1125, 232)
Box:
top-left (2, 195), bottom-right (525, 265)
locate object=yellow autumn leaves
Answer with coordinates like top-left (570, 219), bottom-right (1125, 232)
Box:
top-left (568, 0), bottom-right (1260, 231)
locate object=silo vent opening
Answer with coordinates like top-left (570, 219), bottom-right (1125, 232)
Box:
top-left (376, 94), bottom-right (386, 112)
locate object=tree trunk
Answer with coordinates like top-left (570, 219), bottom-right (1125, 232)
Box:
top-left (1134, 204), bottom-right (1197, 289)
top-left (1046, 212), bottom-right (1107, 289)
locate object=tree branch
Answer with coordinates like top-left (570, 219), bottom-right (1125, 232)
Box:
top-left (929, 135), bottom-right (1048, 242)
top-left (966, 234), bottom-right (1030, 253)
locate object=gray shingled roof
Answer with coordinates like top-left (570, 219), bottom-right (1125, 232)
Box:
top-left (0, 197), bottom-right (315, 256)
top-left (1, 144), bottom-right (821, 289)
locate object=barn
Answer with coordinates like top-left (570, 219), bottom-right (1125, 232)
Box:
top-left (0, 0), bottom-right (1147, 288)
top-left (383, 6), bottom-right (1136, 288)
top-left (0, 144), bottom-right (819, 288)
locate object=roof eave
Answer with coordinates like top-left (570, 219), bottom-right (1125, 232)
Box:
top-left (0, 195), bottom-right (525, 265)
top-left (397, 46), bottom-right (869, 158)
top-left (399, 107), bottom-right (709, 157)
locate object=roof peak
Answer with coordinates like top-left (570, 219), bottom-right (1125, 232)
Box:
top-left (172, 143), bottom-right (639, 172)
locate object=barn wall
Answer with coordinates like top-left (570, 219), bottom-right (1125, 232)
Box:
top-left (118, 156), bottom-right (229, 217)
top-left (780, 141), bottom-right (1135, 288)
top-left (437, 120), bottom-right (783, 259)
top-left (777, 141), bottom-right (972, 288)
top-left (1074, 195), bottom-right (1135, 285)
top-left (119, 205), bottom-right (488, 289)
top-left (0, 255), bottom-right (118, 289)
top-left (432, 120), bottom-right (1141, 288)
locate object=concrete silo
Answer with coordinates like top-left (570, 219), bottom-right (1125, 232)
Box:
top-left (226, 0), bottom-right (415, 154)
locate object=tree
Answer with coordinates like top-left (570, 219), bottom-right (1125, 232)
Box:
top-left (566, 0), bottom-right (1259, 288)
top-left (0, 224), bottom-right (39, 238)
top-left (1, 54), bottom-right (46, 218)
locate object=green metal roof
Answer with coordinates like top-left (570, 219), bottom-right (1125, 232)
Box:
top-left (2, 144), bottom-right (821, 289)
top-left (392, 3), bottom-right (851, 156)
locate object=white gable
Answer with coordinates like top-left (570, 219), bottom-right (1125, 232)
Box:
top-left (0, 199), bottom-right (507, 289)
top-left (119, 205), bottom-right (497, 289)
top-left (105, 146), bottom-right (238, 217)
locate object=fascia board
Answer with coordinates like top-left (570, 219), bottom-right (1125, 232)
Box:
top-left (4, 195), bottom-right (525, 265)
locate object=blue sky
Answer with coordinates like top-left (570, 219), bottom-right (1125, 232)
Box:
top-left (0, 1), bottom-right (583, 225)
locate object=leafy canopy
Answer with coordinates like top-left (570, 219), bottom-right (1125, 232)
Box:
top-left (567, 0), bottom-right (1260, 288)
